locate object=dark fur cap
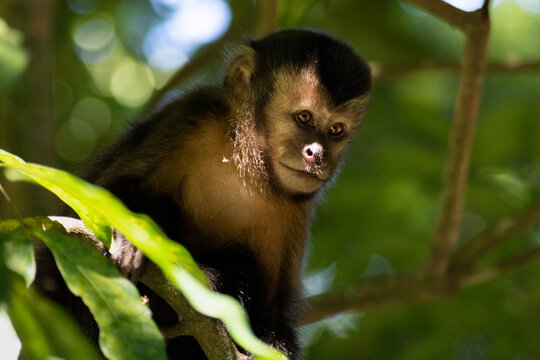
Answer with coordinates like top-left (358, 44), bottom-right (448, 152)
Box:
top-left (249, 28), bottom-right (372, 105)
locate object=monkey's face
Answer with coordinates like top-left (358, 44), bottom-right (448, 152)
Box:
top-left (263, 67), bottom-right (370, 195)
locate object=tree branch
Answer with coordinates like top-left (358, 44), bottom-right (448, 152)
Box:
top-left (302, 275), bottom-right (439, 325)
top-left (141, 264), bottom-right (242, 360)
top-left (47, 217), bottom-right (242, 360)
top-left (461, 247), bottom-right (540, 287)
top-left (424, 3), bottom-right (491, 280)
top-left (453, 203), bottom-right (540, 269)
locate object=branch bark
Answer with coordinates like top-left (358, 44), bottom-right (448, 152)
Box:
top-left (141, 264), bottom-right (242, 360)
top-left (303, 202), bottom-right (540, 323)
top-left (47, 217), bottom-right (242, 360)
top-left (461, 247), bottom-right (540, 287)
top-left (423, 2), bottom-right (491, 280)
top-left (453, 203), bottom-right (540, 269)
top-left (302, 275), bottom-right (432, 325)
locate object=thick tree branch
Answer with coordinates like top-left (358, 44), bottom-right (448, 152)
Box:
top-left (424, 3), bottom-right (491, 280)
top-left (47, 217), bottom-right (242, 360)
top-left (141, 264), bottom-right (242, 360)
top-left (40, 192), bottom-right (540, 333)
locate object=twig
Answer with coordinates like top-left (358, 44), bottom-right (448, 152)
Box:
top-left (424, 1), bottom-right (491, 280)
top-left (0, 182), bottom-right (22, 222)
top-left (453, 203), bottom-right (540, 269)
top-left (304, 244), bottom-right (540, 323)
top-left (302, 275), bottom-right (436, 325)
top-left (461, 247), bottom-right (540, 287)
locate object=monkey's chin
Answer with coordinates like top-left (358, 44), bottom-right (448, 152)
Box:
top-left (275, 163), bottom-right (326, 195)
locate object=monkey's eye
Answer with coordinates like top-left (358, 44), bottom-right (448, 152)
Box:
top-left (328, 123), bottom-right (345, 138)
top-left (294, 110), bottom-right (313, 127)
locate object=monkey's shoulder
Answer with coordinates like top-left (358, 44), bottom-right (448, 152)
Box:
top-left (87, 86), bottom-right (229, 185)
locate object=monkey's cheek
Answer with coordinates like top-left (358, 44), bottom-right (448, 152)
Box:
top-left (274, 163), bottom-right (326, 194)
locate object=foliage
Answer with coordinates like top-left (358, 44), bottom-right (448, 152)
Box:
top-left (0, 149), bottom-right (286, 360)
top-left (1, 0), bottom-right (540, 359)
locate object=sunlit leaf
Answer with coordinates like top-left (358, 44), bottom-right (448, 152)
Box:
top-left (0, 148), bottom-right (287, 360)
top-left (32, 227), bottom-right (167, 360)
top-left (9, 280), bottom-right (101, 360)
top-left (0, 226), bottom-right (35, 286)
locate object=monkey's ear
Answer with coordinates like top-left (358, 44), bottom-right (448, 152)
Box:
top-left (224, 46), bottom-right (257, 89)
top-left (338, 92), bottom-right (371, 119)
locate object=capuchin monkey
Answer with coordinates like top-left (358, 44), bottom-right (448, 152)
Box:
top-left (35, 29), bottom-right (371, 359)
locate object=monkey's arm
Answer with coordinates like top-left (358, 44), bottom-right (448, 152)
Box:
top-left (109, 230), bottom-right (146, 282)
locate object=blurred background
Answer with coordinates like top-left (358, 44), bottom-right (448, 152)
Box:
top-left (1, 0), bottom-right (540, 359)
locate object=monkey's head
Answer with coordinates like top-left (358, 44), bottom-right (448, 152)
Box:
top-left (224, 29), bottom-right (371, 196)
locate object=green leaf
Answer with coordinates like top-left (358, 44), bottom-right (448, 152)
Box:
top-left (32, 227), bottom-right (167, 360)
top-left (9, 280), bottom-right (101, 360)
top-left (171, 267), bottom-right (288, 360)
top-left (1, 149), bottom-right (113, 248)
top-left (0, 227), bottom-right (35, 287)
top-left (0, 148), bottom-right (288, 360)
top-left (0, 149), bottom-right (25, 165)
top-left (0, 235), bottom-right (98, 360)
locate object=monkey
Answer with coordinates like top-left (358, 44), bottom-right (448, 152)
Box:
top-left (34, 28), bottom-right (371, 359)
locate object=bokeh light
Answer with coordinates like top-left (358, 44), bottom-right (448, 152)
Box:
top-left (73, 16), bottom-right (117, 64)
top-left (515, 0), bottom-right (540, 13)
top-left (442, 0), bottom-right (484, 11)
top-left (110, 58), bottom-right (155, 107)
top-left (144, 0), bottom-right (231, 71)
top-left (67, 0), bottom-right (99, 14)
top-left (143, 25), bottom-right (189, 71)
top-left (71, 97), bottom-right (112, 136)
top-left (55, 121), bottom-right (96, 162)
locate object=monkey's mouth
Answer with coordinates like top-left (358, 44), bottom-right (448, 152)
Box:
top-left (279, 163), bottom-right (328, 182)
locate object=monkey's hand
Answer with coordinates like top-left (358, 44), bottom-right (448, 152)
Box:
top-left (109, 229), bottom-right (145, 283)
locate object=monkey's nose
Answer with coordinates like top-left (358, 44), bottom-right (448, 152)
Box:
top-left (302, 142), bottom-right (324, 164)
